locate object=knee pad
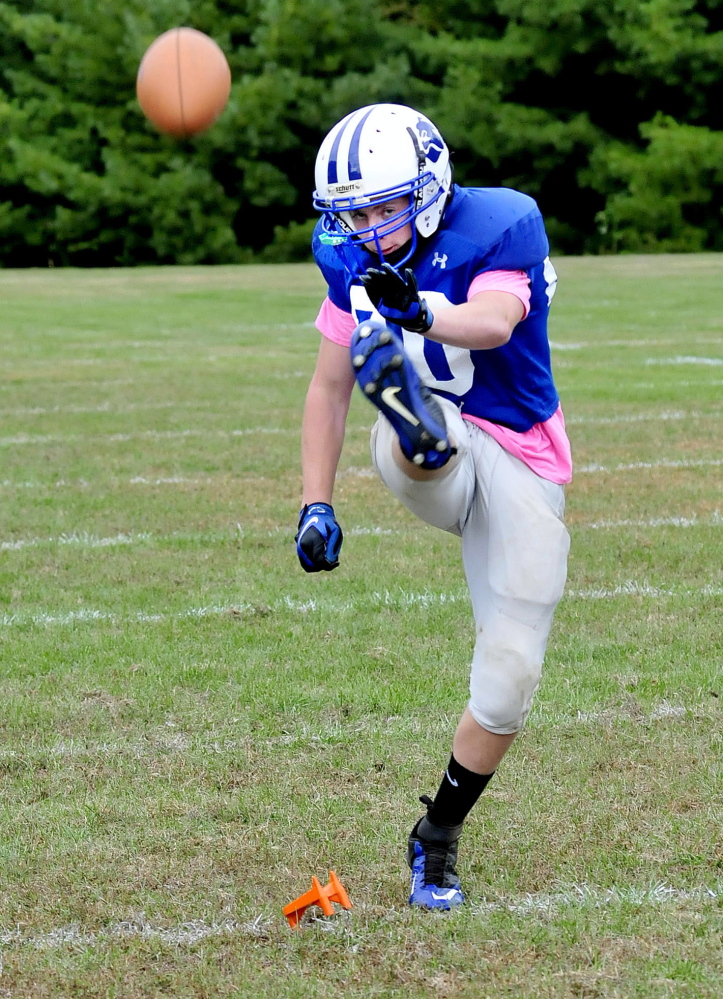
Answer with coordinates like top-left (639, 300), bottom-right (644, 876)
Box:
top-left (468, 622), bottom-right (545, 735)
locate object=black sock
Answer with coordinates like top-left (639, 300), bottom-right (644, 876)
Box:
top-left (426, 754), bottom-right (495, 828)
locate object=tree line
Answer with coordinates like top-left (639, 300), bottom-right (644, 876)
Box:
top-left (0, 0), bottom-right (722, 266)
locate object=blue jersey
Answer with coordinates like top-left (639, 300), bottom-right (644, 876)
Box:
top-left (312, 185), bottom-right (560, 433)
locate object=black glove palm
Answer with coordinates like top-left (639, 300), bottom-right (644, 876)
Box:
top-left (360, 263), bottom-right (433, 334)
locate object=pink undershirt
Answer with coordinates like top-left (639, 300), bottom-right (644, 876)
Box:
top-left (316, 270), bottom-right (572, 484)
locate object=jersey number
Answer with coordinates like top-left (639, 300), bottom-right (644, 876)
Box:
top-left (350, 288), bottom-right (475, 396)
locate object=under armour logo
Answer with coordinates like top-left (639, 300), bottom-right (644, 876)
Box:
top-left (432, 252), bottom-right (447, 269)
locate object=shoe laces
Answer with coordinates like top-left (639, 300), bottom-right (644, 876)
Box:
top-left (416, 795), bottom-right (458, 887)
top-left (420, 840), bottom-right (455, 887)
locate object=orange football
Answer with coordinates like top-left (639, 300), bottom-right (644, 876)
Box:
top-left (136, 27), bottom-right (231, 138)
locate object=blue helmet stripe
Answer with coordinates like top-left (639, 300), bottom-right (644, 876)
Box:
top-left (347, 107), bottom-right (375, 180)
top-left (327, 111), bottom-right (357, 185)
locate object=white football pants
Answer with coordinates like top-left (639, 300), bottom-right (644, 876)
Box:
top-left (370, 398), bottom-right (570, 735)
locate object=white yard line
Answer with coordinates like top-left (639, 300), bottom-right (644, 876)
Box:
top-left (567, 581), bottom-right (672, 598)
top-left (33, 379), bottom-right (137, 388)
top-left (347, 526), bottom-right (396, 535)
top-left (576, 456), bottom-right (723, 473)
top-left (567, 409), bottom-right (721, 425)
top-left (129, 475), bottom-right (214, 485)
top-left (632, 379), bottom-right (723, 389)
top-left (2, 512), bottom-right (720, 553)
top-left (0, 883), bottom-right (718, 950)
top-left (0, 402), bottom-right (198, 417)
top-left (5, 408), bottom-right (723, 448)
top-left (550, 338), bottom-right (723, 350)
top-left (0, 387), bottom-right (306, 419)
top-left (1, 454), bottom-right (721, 493)
top-left (645, 355), bottom-right (723, 366)
top-left (570, 700), bottom-right (690, 724)
top-left (569, 579), bottom-right (720, 597)
top-left (1, 581), bottom-right (721, 630)
top-left (4, 405), bottom-right (719, 425)
top-left (0, 697), bottom-right (709, 765)
top-left (470, 882), bottom-right (720, 917)
top-left (0, 474), bottom-right (273, 490)
top-left (0, 914), bottom-right (269, 949)
top-left (1, 531), bottom-right (152, 552)
top-left (0, 595), bottom-right (454, 629)
top-left (0, 427), bottom-right (286, 447)
top-left (584, 512), bottom-right (722, 529)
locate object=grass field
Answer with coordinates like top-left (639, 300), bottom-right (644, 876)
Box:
top-left (0, 256), bottom-right (721, 998)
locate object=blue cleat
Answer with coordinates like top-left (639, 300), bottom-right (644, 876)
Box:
top-left (407, 797), bottom-right (465, 910)
top-left (351, 320), bottom-right (455, 470)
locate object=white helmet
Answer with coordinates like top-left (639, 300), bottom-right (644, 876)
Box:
top-left (313, 103), bottom-right (452, 269)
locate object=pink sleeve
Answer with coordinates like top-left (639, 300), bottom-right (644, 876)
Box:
top-left (467, 269), bottom-right (531, 319)
top-left (315, 296), bottom-right (357, 347)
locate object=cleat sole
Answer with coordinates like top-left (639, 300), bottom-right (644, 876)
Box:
top-left (350, 320), bottom-right (453, 470)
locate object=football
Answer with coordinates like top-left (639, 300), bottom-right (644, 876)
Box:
top-left (136, 27), bottom-right (231, 138)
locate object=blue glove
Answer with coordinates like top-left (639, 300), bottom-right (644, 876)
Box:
top-left (296, 503), bottom-right (343, 572)
top-left (360, 263), bottom-right (434, 334)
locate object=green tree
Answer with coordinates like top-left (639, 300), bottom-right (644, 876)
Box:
top-left (381, 0), bottom-right (723, 251)
top-left (588, 114), bottom-right (723, 252)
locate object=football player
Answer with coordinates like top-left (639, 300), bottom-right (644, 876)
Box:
top-left (296, 104), bottom-right (571, 909)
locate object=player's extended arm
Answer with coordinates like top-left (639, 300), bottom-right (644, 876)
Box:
top-left (361, 263), bottom-right (523, 349)
top-left (297, 337), bottom-right (356, 572)
top-left (302, 337), bottom-right (356, 503)
top-left (425, 290), bottom-right (524, 350)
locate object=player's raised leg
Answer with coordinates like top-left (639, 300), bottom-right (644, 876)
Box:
top-left (351, 320), bottom-right (455, 472)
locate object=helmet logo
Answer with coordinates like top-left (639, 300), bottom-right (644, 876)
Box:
top-left (415, 117), bottom-right (445, 163)
top-left (327, 180), bottom-right (364, 197)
